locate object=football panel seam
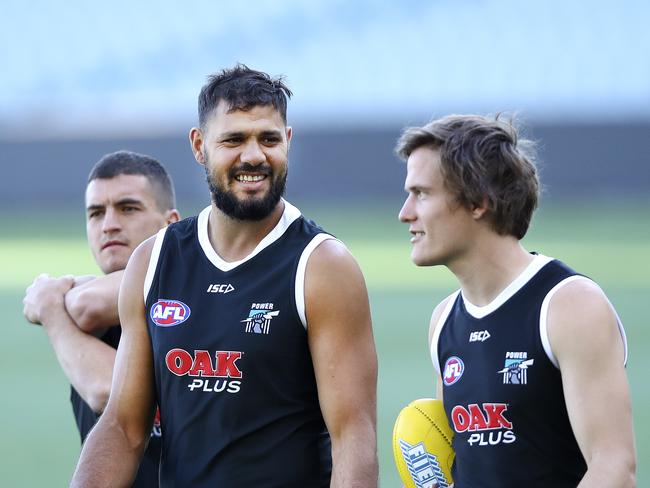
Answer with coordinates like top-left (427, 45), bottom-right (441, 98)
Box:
top-left (412, 404), bottom-right (453, 447)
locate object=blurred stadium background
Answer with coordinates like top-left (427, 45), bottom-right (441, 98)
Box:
top-left (1, 0), bottom-right (648, 485)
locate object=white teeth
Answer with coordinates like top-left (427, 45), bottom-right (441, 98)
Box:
top-left (236, 174), bottom-right (265, 182)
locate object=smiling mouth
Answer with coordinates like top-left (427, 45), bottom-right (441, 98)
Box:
top-left (235, 174), bottom-right (267, 183)
top-left (410, 231), bottom-right (425, 242)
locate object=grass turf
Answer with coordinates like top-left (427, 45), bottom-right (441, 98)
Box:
top-left (1, 202), bottom-right (647, 486)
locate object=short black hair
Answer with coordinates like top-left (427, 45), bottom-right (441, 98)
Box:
top-left (198, 63), bottom-right (292, 127)
top-left (88, 150), bottom-right (176, 210)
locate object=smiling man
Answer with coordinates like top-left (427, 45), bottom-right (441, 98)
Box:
top-left (23, 151), bottom-right (180, 486)
top-left (396, 115), bottom-right (636, 487)
top-left (71, 65), bottom-right (378, 487)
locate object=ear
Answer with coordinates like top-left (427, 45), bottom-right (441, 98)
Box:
top-left (286, 126), bottom-right (293, 147)
top-left (165, 209), bottom-right (181, 224)
top-left (471, 198), bottom-right (489, 220)
top-left (189, 127), bottom-right (205, 165)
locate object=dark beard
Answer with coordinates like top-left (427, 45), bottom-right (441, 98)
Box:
top-left (206, 163), bottom-right (287, 221)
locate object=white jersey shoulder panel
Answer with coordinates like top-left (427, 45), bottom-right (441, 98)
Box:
top-left (143, 226), bottom-right (169, 302)
top-left (295, 233), bottom-right (339, 330)
top-left (430, 290), bottom-right (461, 376)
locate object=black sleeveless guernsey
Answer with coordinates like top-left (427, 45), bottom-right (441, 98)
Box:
top-left (70, 327), bottom-right (162, 487)
top-left (432, 255), bottom-right (627, 488)
top-left (144, 201), bottom-right (333, 487)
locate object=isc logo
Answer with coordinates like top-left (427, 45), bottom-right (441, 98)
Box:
top-left (469, 330), bottom-right (491, 343)
top-left (151, 299), bottom-right (191, 327)
top-left (206, 284), bottom-right (234, 294)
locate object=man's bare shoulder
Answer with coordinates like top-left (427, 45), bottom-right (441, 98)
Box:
top-left (119, 234), bottom-right (160, 310)
top-left (305, 238), bottom-right (365, 283)
top-left (126, 233), bottom-right (161, 275)
top-left (548, 278), bottom-right (617, 331)
top-left (303, 237), bottom-right (370, 328)
top-left (547, 277), bottom-right (624, 365)
top-left (308, 237), bottom-right (354, 262)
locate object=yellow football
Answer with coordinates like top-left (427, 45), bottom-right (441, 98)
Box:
top-left (393, 398), bottom-right (455, 488)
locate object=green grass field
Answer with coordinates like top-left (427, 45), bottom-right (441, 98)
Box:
top-left (1, 202), bottom-right (648, 486)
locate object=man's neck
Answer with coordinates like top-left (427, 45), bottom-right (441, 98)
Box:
top-left (206, 200), bottom-right (285, 262)
top-left (450, 234), bottom-right (535, 307)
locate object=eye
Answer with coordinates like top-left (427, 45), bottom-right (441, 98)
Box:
top-left (222, 136), bottom-right (243, 145)
top-left (88, 210), bottom-right (103, 219)
top-left (122, 206), bottom-right (139, 213)
top-left (262, 135), bottom-right (281, 145)
top-left (413, 189), bottom-right (429, 201)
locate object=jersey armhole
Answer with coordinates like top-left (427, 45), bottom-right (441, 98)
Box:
top-left (431, 290), bottom-right (460, 376)
top-left (295, 233), bottom-right (338, 330)
top-left (539, 275), bottom-right (628, 369)
top-left (143, 227), bottom-right (168, 304)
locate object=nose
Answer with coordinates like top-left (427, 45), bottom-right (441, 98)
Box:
top-left (398, 195), bottom-right (415, 223)
top-left (240, 139), bottom-right (266, 165)
top-left (101, 207), bottom-right (122, 234)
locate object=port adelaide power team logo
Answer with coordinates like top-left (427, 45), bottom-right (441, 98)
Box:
top-left (498, 351), bottom-right (534, 385)
top-left (240, 302), bottom-right (280, 334)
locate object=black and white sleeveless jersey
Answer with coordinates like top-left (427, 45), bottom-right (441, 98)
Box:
top-left (144, 200), bottom-right (333, 487)
top-left (431, 255), bottom-right (627, 488)
top-left (70, 327), bottom-right (162, 488)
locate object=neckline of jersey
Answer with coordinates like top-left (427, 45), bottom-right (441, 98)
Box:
top-left (461, 254), bottom-right (554, 319)
top-left (197, 198), bottom-right (302, 272)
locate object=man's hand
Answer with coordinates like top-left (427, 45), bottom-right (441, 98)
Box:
top-left (23, 274), bottom-right (74, 325)
top-left (23, 272), bottom-right (118, 414)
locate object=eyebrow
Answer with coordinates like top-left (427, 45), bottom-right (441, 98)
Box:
top-left (86, 197), bottom-right (145, 212)
top-left (405, 184), bottom-right (428, 193)
top-left (220, 129), bottom-right (283, 139)
top-left (219, 131), bottom-right (245, 139)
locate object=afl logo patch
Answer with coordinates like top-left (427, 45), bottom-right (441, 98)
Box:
top-left (151, 299), bottom-right (191, 327)
top-left (443, 356), bottom-right (465, 386)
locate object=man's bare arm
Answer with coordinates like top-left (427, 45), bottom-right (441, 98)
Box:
top-left (65, 271), bottom-right (124, 334)
top-left (305, 240), bottom-right (378, 488)
top-left (71, 239), bottom-right (157, 488)
top-left (23, 274), bottom-right (116, 413)
top-left (549, 279), bottom-right (636, 488)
